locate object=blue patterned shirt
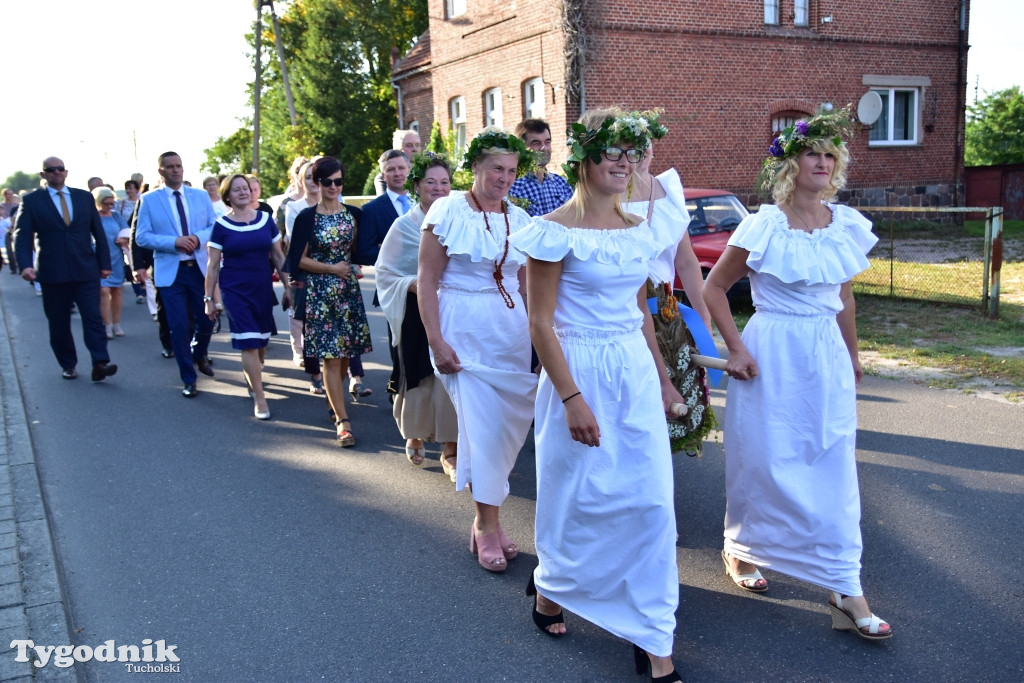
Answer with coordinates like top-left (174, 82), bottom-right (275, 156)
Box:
top-left (509, 171), bottom-right (574, 217)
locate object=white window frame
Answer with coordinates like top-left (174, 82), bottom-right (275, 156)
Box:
top-left (484, 88), bottom-right (503, 128)
top-left (794, 0), bottom-right (809, 26)
top-left (764, 0), bottom-right (779, 24)
top-left (447, 0), bottom-right (466, 19)
top-left (409, 120), bottom-right (419, 135)
top-left (524, 77), bottom-right (545, 120)
top-left (450, 96), bottom-right (467, 151)
top-left (868, 87), bottom-right (921, 146)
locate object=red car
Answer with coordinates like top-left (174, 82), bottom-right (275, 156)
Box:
top-left (673, 189), bottom-right (751, 301)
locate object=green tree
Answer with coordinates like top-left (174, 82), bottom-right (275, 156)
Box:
top-left (200, 125), bottom-right (254, 177)
top-left (204, 0), bottom-right (427, 194)
top-left (965, 86), bottom-right (1024, 166)
top-left (1, 170), bottom-right (40, 194)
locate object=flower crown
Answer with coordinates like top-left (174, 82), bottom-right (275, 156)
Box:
top-left (404, 151), bottom-right (452, 196)
top-left (561, 112), bottom-right (654, 186)
top-left (757, 105), bottom-right (855, 194)
top-left (637, 108), bottom-right (669, 140)
top-left (462, 128), bottom-right (535, 178)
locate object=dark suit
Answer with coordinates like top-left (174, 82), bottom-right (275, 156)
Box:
top-left (354, 193), bottom-right (401, 266)
top-left (13, 186), bottom-right (111, 371)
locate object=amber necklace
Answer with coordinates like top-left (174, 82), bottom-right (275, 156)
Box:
top-left (468, 189), bottom-right (515, 309)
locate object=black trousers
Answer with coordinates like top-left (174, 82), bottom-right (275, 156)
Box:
top-left (40, 280), bottom-right (109, 371)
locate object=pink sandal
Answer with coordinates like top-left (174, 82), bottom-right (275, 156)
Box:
top-left (469, 525), bottom-right (507, 572)
top-left (496, 523), bottom-right (518, 560)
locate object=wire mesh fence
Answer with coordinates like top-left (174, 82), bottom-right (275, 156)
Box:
top-left (851, 206), bottom-right (1006, 314)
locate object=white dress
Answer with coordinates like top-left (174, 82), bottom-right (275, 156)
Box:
top-left (422, 192), bottom-right (537, 505)
top-left (509, 216), bottom-right (684, 657)
top-left (722, 203), bottom-right (878, 596)
top-left (622, 168), bottom-right (690, 285)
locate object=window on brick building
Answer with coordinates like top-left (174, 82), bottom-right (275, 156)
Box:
top-left (794, 0), bottom-right (809, 25)
top-left (524, 78), bottom-right (545, 119)
top-left (450, 96), bottom-right (467, 151)
top-left (869, 88), bottom-right (919, 145)
top-left (484, 88), bottom-right (503, 128)
top-left (410, 120), bottom-right (419, 135)
top-left (764, 0), bottom-right (779, 24)
top-left (447, 0), bottom-right (466, 19)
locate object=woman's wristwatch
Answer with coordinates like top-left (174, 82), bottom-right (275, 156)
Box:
top-left (203, 296), bottom-right (213, 302)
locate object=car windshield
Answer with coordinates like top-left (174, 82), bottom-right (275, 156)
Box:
top-left (686, 194), bottom-right (749, 235)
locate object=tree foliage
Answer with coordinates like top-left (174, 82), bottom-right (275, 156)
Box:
top-left (1, 171), bottom-right (40, 194)
top-left (965, 86), bottom-right (1024, 167)
top-left (203, 0), bottom-right (427, 194)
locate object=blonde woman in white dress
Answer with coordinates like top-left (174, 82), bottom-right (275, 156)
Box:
top-left (513, 109), bottom-right (685, 682)
top-left (703, 106), bottom-right (892, 640)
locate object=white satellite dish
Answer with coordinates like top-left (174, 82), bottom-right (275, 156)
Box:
top-left (857, 91), bottom-right (883, 125)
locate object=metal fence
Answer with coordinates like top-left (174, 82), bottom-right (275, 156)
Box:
top-left (850, 206), bottom-right (1006, 317)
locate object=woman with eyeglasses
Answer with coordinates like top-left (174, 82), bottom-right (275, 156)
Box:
top-left (92, 187), bottom-right (130, 339)
top-left (292, 156), bottom-right (371, 446)
top-left (511, 109), bottom-right (686, 681)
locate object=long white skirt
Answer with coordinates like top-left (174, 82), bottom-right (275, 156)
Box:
top-left (434, 286), bottom-right (536, 505)
top-left (534, 328), bottom-right (678, 656)
top-left (723, 310), bottom-right (864, 596)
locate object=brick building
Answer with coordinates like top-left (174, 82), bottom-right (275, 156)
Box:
top-left (392, 0), bottom-right (970, 207)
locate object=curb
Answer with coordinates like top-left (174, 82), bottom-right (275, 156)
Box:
top-left (0, 284), bottom-right (77, 682)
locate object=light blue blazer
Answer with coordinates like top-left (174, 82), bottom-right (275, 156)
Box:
top-left (135, 186), bottom-right (216, 288)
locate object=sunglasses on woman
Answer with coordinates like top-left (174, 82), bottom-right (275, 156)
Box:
top-left (319, 178), bottom-right (345, 187)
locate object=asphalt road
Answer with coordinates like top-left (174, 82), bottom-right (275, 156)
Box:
top-left (1, 269), bottom-right (1022, 682)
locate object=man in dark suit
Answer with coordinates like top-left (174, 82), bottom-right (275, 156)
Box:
top-left (13, 157), bottom-right (117, 381)
top-left (354, 150), bottom-right (411, 266)
top-left (135, 152), bottom-right (217, 398)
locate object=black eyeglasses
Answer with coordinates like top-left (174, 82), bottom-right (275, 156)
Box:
top-left (43, 166), bottom-right (66, 173)
top-left (602, 148), bottom-right (643, 163)
top-left (319, 178), bottom-right (344, 187)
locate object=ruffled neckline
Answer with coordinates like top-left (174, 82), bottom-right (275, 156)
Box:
top-left (424, 191), bottom-right (531, 265)
top-left (732, 204), bottom-right (877, 285)
top-left (509, 216), bottom-right (679, 264)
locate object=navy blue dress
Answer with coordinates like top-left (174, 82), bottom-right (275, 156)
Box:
top-left (208, 212), bottom-right (280, 350)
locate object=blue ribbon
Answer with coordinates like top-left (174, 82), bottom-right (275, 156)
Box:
top-left (648, 298), bottom-right (723, 387)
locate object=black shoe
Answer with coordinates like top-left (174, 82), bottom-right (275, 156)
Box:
top-left (91, 362), bottom-right (117, 382)
top-left (161, 348), bottom-right (174, 359)
top-left (526, 575), bottom-right (565, 638)
top-left (633, 645), bottom-right (681, 682)
top-left (182, 383), bottom-right (198, 398)
top-left (195, 358), bottom-right (215, 377)
top-left (61, 368), bottom-right (78, 380)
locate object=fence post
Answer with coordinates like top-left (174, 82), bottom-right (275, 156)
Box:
top-left (988, 208), bottom-right (1004, 319)
top-left (983, 208), bottom-right (992, 311)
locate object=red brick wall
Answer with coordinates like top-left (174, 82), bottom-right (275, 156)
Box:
top-left (396, 71), bottom-right (434, 136)
top-left (409, 0), bottom-right (968, 202)
top-left (425, 0), bottom-right (571, 163)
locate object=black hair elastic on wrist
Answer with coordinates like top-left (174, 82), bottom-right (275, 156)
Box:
top-left (561, 391), bottom-right (581, 404)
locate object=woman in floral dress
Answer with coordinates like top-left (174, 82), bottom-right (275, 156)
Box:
top-left (296, 156), bottom-right (372, 446)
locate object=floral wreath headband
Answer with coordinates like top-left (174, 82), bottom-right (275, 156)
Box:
top-left (561, 110), bottom-right (662, 186)
top-left (462, 128), bottom-right (535, 178)
top-left (757, 105), bottom-right (855, 194)
top-left (404, 151), bottom-right (452, 195)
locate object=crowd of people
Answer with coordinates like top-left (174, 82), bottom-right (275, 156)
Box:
top-left (3, 103), bottom-right (892, 681)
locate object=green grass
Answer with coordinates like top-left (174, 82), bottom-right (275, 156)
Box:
top-left (854, 260), bottom-right (986, 305)
top-left (724, 258), bottom-right (1024, 395)
top-left (865, 218), bottom-right (1024, 239)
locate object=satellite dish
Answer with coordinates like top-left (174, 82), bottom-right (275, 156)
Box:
top-left (857, 91), bottom-right (883, 125)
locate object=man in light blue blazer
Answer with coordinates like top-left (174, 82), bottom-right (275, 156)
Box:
top-left (134, 152), bottom-right (217, 398)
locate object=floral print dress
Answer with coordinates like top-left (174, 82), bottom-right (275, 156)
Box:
top-left (303, 210), bottom-right (372, 359)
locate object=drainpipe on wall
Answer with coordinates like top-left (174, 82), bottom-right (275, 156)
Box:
top-left (954, 0), bottom-right (967, 206)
